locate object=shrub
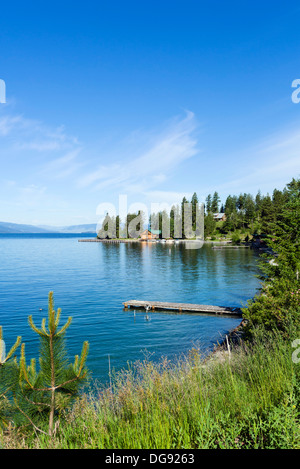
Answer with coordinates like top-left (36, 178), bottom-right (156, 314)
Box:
top-left (231, 232), bottom-right (241, 245)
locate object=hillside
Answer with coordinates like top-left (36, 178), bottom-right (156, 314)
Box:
top-left (0, 222), bottom-right (50, 233)
top-left (0, 222), bottom-right (97, 234)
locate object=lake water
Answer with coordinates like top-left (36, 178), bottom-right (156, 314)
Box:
top-left (0, 234), bottom-right (260, 384)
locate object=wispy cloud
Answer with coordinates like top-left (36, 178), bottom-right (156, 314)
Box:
top-left (0, 106), bottom-right (83, 185)
top-left (215, 123), bottom-right (300, 196)
top-left (144, 190), bottom-right (194, 207)
top-left (77, 111), bottom-right (199, 194)
top-left (0, 106), bottom-right (83, 224)
top-left (0, 115), bottom-right (23, 136)
top-left (39, 149), bottom-right (84, 179)
top-left (0, 111), bottom-right (79, 152)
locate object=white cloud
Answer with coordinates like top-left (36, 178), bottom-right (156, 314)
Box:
top-left (0, 115), bottom-right (23, 136)
top-left (77, 111), bottom-right (199, 194)
top-left (211, 123), bottom-right (300, 197)
top-left (144, 190), bottom-right (194, 207)
top-left (39, 149), bottom-right (84, 179)
top-left (0, 107), bottom-right (83, 224)
top-left (0, 110), bottom-right (79, 152)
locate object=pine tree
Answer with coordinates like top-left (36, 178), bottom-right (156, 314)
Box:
top-left (204, 212), bottom-right (216, 238)
top-left (0, 327), bottom-right (21, 428)
top-left (211, 191), bottom-right (220, 213)
top-left (255, 190), bottom-right (263, 216)
top-left (205, 194), bottom-right (212, 214)
top-left (16, 292), bottom-right (89, 437)
top-left (169, 206), bottom-right (175, 238)
top-left (191, 192), bottom-right (199, 230)
top-left (260, 194), bottom-right (275, 233)
top-left (265, 178), bottom-right (300, 281)
top-left (272, 188), bottom-right (288, 221)
top-left (244, 194), bottom-right (256, 224)
top-left (243, 178), bottom-right (300, 335)
top-left (225, 195), bottom-right (236, 216)
top-left (181, 197), bottom-right (189, 238)
top-left (116, 215), bottom-right (120, 239)
top-left (237, 193), bottom-right (246, 212)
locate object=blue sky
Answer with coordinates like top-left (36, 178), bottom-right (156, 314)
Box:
top-left (0, 1), bottom-right (300, 226)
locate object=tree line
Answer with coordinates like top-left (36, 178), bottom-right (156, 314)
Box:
top-left (97, 193), bottom-right (202, 239)
top-left (97, 186), bottom-right (288, 240)
top-left (243, 177), bottom-right (300, 335)
top-left (204, 187), bottom-right (288, 239)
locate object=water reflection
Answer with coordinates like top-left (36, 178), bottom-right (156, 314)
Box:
top-left (0, 236), bottom-right (260, 382)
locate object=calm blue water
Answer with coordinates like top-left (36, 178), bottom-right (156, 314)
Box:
top-left (0, 234), bottom-right (260, 384)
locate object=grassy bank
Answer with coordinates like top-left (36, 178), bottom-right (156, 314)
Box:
top-left (2, 325), bottom-right (299, 449)
top-left (1, 177), bottom-right (299, 449)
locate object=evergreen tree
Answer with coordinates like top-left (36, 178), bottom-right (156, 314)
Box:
top-left (204, 212), bottom-right (216, 238)
top-left (0, 328), bottom-right (21, 428)
top-left (225, 195), bottom-right (236, 216)
top-left (272, 188), bottom-right (288, 220)
top-left (116, 215), bottom-right (120, 239)
top-left (169, 205), bottom-right (175, 238)
top-left (181, 197), bottom-right (189, 238)
top-left (16, 292), bottom-right (89, 437)
top-left (243, 178), bottom-right (300, 335)
top-left (244, 194), bottom-right (256, 224)
top-left (205, 194), bottom-right (212, 214)
top-left (223, 210), bottom-right (239, 233)
top-left (255, 190), bottom-right (263, 216)
top-left (237, 193), bottom-right (246, 212)
top-left (266, 179), bottom-right (300, 281)
top-left (211, 192), bottom-right (220, 213)
top-left (191, 192), bottom-right (199, 229)
top-left (260, 194), bottom-right (275, 232)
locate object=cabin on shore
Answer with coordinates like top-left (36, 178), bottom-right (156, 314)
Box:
top-left (213, 213), bottom-right (226, 222)
top-left (140, 229), bottom-right (161, 241)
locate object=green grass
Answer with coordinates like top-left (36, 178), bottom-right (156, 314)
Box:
top-left (3, 326), bottom-right (299, 449)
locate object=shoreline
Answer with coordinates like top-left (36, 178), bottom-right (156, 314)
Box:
top-left (78, 237), bottom-right (269, 254)
top-left (78, 238), bottom-right (239, 245)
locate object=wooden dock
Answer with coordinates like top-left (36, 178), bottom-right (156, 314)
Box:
top-left (212, 245), bottom-right (250, 249)
top-left (123, 300), bottom-right (242, 316)
top-left (78, 238), bottom-right (139, 243)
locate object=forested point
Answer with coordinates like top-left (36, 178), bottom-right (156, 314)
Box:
top-left (97, 185), bottom-right (291, 243)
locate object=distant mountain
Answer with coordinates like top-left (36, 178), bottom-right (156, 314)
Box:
top-left (44, 224), bottom-right (97, 233)
top-left (0, 221), bottom-right (97, 234)
top-left (0, 221), bottom-right (50, 233)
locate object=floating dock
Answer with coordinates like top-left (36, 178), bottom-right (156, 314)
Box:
top-left (123, 300), bottom-right (242, 316)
